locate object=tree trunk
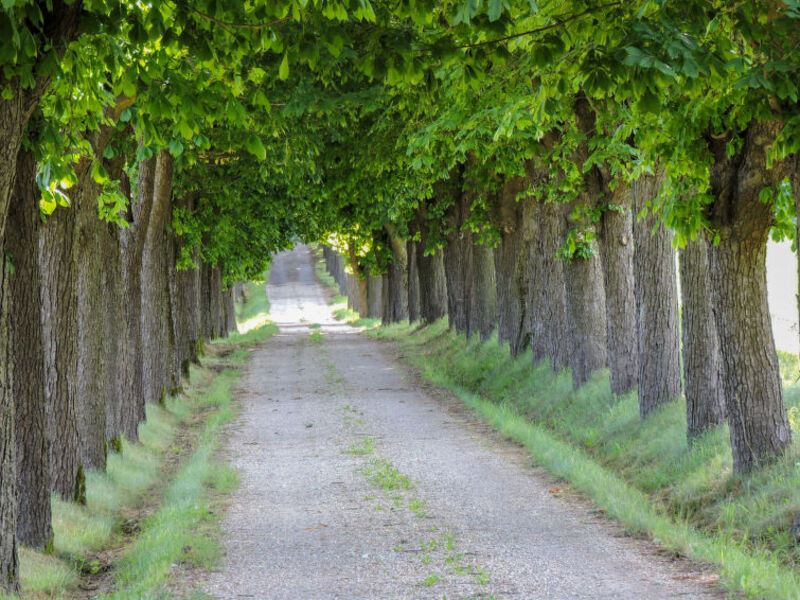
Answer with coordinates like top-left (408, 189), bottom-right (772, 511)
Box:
top-left (467, 241), bottom-right (497, 341)
top-left (679, 236), bottom-right (725, 441)
top-left (524, 197), bottom-right (549, 363)
top-left (382, 231), bottom-right (409, 323)
top-left (538, 201), bottom-right (570, 370)
top-left (8, 150), bottom-right (51, 548)
top-left (600, 188), bottom-right (638, 396)
top-left (224, 286), bottom-right (238, 334)
top-left (0, 7), bottom-right (82, 587)
top-left (0, 94), bottom-right (29, 588)
top-left (119, 155), bottom-right (155, 441)
top-left (632, 173), bottom-right (682, 418)
top-left (0, 234), bottom-right (17, 592)
top-left (415, 216), bottom-right (448, 324)
top-left (142, 150), bottom-right (176, 405)
top-left (102, 220), bottom-right (127, 449)
top-left (366, 275), bottom-right (382, 319)
top-left (74, 172), bottom-right (108, 470)
top-left (39, 199), bottom-right (83, 502)
top-left (181, 254), bottom-right (202, 366)
top-left (493, 176), bottom-right (531, 356)
top-left (564, 250), bottom-right (608, 389)
top-left (706, 121), bottom-right (793, 471)
top-left (407, 240), bottom-right (421, 323)
top-left (443, 192), bottom-right (471, 334)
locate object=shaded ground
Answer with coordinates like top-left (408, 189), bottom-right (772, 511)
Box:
top-left (199, 244), bottom-right (724, 599)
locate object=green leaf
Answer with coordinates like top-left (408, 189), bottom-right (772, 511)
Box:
top-left (168, 139), bottom-right (184, 157)
top-left (245, 134), bottom-right (267, 160)
top-left (279, 53), bottom-right (289, 80)
top-left (91, 161), bottom-right (109, 185)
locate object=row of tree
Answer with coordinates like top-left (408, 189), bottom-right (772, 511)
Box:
top-left (3, 0), bottom-right (800, 594)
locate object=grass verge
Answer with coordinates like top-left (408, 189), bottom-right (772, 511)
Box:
top-left (369, 319), bottom-right (800, 599)
top-left (4, 275), bottom-right (274, 600)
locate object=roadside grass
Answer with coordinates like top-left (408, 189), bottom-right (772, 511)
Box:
top-left (370, 319), bottom-right (800, 599)
top-left (3, 277), bottom-right (274, 600)
top-left (100, 369), bottom-right (240, 599)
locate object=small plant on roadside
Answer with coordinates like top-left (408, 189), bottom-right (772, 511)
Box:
top-left (345, 438), bottom-right (375, 456)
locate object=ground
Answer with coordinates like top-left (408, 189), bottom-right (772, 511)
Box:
top-left (196, 245), bottom-right (725, 600)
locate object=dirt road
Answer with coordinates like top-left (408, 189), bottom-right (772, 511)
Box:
top-left (201, 245), bottom-right (721, 599)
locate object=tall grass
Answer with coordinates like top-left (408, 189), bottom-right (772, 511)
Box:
top-left (371, 320), bottom-right (800, 598)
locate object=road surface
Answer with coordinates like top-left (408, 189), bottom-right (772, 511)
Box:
top-left (200, 244), bottom-right (722, 600)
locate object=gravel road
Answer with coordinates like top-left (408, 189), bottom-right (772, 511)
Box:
top-left (200, 244), bottom-right (724, 600)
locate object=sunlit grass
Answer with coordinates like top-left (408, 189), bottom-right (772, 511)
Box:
top-left (373, 319), bottom-right (800, 598)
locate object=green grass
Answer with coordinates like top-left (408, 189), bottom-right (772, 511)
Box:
top-left (371, 319), bottom-right (800, 599)
top-left (101, 370), bottom-right (240, 599)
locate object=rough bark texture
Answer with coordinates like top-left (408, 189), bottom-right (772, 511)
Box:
top-left (412, 204), bottom-right (449, 325)
top-left (600, 189), bottom-right (638, 396)
top-left (8, 150), bottom-right (51, 547)
top-left (679, 237), bottom-right (726, 440)
top-left (0, 234), bottom-right (16, 592)
top-left (493, 176), bottom-right (532, 356)
top-left (221, 286), bottom-right (236, 335)
top-left (633, 173), bottom-right (682, 418)
top-left (346, 273), bottom-right (359, 314)
top-left (180, 253), bottom-right (202, 366)
top-left (382, 231), bottom-right (409, 323)
top-left (442, 183), bottom-right (471, 334)
top-left (366, 275), bottom-right (382, 319)
top-left (538, 201), bottom-right (571, 371)
top-left (74, 170), bottom-right (108, 470)
top-left (524, 197), bottom-right (548, 363)
top-left (141, 151), bottom-right (175, 405)
top-left (467, 241), bottom-right (497, 341)
top-left (407, 240), bottom-right (421, 323)
top-left (102, 220), bottom-right (127, 448)
top-left (564, 248), bottom-right (608, 389)
top-left (39, 200), bottom-right (82, 501)
top-left (119, 155), bottom-right (155, 440)
top-left (706, 121), bottom-right (793, 471)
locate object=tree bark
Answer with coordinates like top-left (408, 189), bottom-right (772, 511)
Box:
top-left (119, 155), bottom-right (155, 440)
top-left (73, 171), bottom-right (108, 471)
top-left (706, 121), bottom-right (793, 471)
top-left (467, 241), bottom-right (497, 341)
top-left (600, 189), bottom-right (638, 396)
top-left (443, 191), bottom-right (471, 335)
top-left (366, 275), bottom-right (382, 319)
top-left (563, 248), bottom-right (608, 389)
top-left (407, 240), bottom-right (421, 323)
top-left (493, 176), bottom-right (532, 356)
top-left (141, 150), bottom-right (176, 405)
top-left (8, 150), bottom-right (51, 548)
top-left (537, 201), bottom-right (571, 371)
top-left (679, 236), bottom-right (726, 440)
top-left (39, 199), bottom-right (83, 501)
top-left (633, 173), bottom-right (682, 418)
top-left (0, 233), bottom-right (17, 592)
top-left (0, 6), bottom-right (82, 588)
top-left (382, 229), bottom-right (409, 323)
